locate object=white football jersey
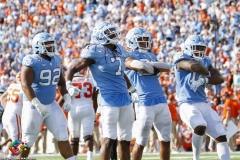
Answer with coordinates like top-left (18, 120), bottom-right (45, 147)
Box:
top-left (71, 76), bottom-right (94, 108)
top-left (6, 83), bottom-right (23, 115)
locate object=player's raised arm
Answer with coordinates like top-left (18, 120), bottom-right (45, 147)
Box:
top-left (125, 56), bottom-right (154, 74)
top-left (65, 58), bottom-right (94, 97)
top-left (207, 64), bottom-right (224, 85)
top-left (176, 59), bottom-right (209, 75)
top-left (66, 58), bottom-right (92, 82)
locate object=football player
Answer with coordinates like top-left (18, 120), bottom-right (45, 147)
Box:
top-left (2, 72), bottom-right (23, 158)
top-left (0, 86), bottom-right (6, 147)
top-left (65, 21), bottom-right (137, 160)
top-left (19, 32), bottom-right (74, 159)
top-left (173, 35), bottom-right (230, 160)
top-left (124, 27), bottom-right (172, 160)
top-left (68, 68), bottom-right (97, 160)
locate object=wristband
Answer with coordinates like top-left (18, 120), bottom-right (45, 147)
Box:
top-left (63, 93), bottom-right (71, 101)
top-left (204, 77), bottom-right (209, 83)
top-left (66, 81), bottom-right (72, 89)
top-left (31, 97), bottom-right (41, 107)
top-left (128, 86), bottom-right (136, 93)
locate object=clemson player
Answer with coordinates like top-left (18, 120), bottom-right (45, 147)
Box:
top-left (222, 91), bottom-right (239, 151)
top-left (180, 122), bottom-right (193, 151)
top-left (2, 72), bottom-right (23, 157)
top-left (68, 69), bottom-right (97, 160)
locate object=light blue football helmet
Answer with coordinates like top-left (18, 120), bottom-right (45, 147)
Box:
top-left (184, 35), bottom-right (207, 62)
top-left (32, 32), bottom-right (56, 57)
top-left (91, 21), bottom-right (121, 45)
top-left (126, 27), bottom-right (151, 53)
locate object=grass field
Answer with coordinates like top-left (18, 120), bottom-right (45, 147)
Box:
top-left (25, 152), bottom-right (240, 160)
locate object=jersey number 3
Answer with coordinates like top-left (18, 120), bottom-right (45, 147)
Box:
top-left (73, 82), bottom-right (92, 98)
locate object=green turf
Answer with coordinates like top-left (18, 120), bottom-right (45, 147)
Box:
top-left (29, 152), bottom-right (240, 160)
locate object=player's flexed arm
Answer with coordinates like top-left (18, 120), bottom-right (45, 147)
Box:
top-left (65, 58), bottom-right (95, 96)
top-left (21, 66), bottom-right (49, 117)
top-left (125, 56), bottom-right (154, 74)
top-left (176, 60), bottom-right (224, 85)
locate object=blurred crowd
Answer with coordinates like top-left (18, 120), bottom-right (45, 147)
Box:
top-left (0, 0), bottom-right (239, 154)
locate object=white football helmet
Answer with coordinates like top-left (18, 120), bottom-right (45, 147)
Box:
top-left (32, 32), bottom-right (56, 57)
top-left (126, 27), bottom-right (151, 53)
top-left (91, 21), bottom-right (121, 45)
top-left (184, 35), bottom-right (207, 62)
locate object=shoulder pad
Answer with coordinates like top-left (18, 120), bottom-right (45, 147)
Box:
top-left (81, 44), bottom-right (105, 59)
top-left (54, 54), bottom-right (62, 64)
top-left (22, 55), bottom-right (35, 67)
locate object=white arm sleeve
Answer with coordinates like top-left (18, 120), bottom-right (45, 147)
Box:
top-left (130, 60), bottom-right (145, 69)
top-left (130, 60), bottom-right (154, 74)
top-left (148, 62), bottom-right (171, 70)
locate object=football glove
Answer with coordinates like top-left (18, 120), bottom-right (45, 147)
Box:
top-left (63, 94), bottom-right (72, 112)
top-left (128, 86), bottom-right (140, 103)
top-left (190, 77), bottom-right (208, 92)
top-left (205, 83), bottom-right (213, 88)
top-left (66, 81), bottom-right (81, 96)
top-left (31, 97), bottom-right (49, 117)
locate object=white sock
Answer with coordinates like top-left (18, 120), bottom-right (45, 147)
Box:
top-left (87, 151), bottom-right (93, 160)
top-left (216, 142), bottom-right (230, 160)
top-left (74, 155), bottom-right (78, 160)
top-left (192, 133), bottom-right (204, 160)
top-left (66, 156), bottom-right (75, 160)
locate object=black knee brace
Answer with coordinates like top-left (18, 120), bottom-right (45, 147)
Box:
top-left (84, 135), bottom-right (93, 142)
top-left (71, 140), bottom-right (79, 146)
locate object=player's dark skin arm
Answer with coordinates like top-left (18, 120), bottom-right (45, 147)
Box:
top-left (57, 70), bottom-right (68, 96)
top-left (124, 73), bottom-right (132, 89)
top-left (57, 96), bottom-right (64, 107)
top-left (66, 58), bottom-right (95, 82)
top-left (177, 60), bottom-right (209, 75)
top-left (21, 66), bottom-right (37, 102)
top-left (207, 65), bottom-right (224, 84)
top-left (177, 60), bottom-right (224, 84)
top-left (92, 87), bottom-right (98, 113)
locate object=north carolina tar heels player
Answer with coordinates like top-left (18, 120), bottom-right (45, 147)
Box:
top-left (66, 21), bottom-right (139, 160)
top-left (174, 35), bottom-right (230, 160)
top-left (19, 32), bottom-right (74, 160)
top-left (125, 28), bottom-right (172, 160)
